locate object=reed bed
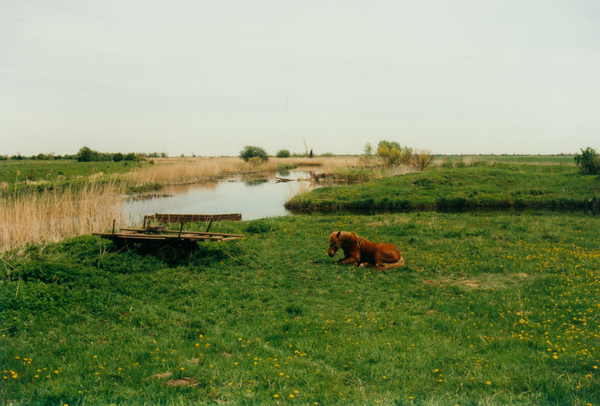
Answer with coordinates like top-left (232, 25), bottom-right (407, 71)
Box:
top-left (125, 156), bottom-right (362, 186)
top-left (0, 182), bottom-right (127, 255)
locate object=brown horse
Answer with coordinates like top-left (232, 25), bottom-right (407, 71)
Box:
top-left (328, 231), bottom-right (404, 269)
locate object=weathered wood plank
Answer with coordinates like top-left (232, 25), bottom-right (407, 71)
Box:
top-left (145, 213), bottom-right (242, 224)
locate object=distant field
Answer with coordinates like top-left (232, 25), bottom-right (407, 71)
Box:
top-left (0, 159), bottom-right (138, 190)
top-left (438, 155), bottom-right (576, 165)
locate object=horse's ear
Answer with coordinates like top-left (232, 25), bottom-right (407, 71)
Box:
top-left (336, 231), bottom-right (341, 238)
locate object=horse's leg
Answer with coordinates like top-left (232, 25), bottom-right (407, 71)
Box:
top-left (341, 256), bottom-right (360, 265)
top-left (372, 251), bottom-right (385, 268)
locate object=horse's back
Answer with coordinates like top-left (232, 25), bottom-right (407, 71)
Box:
top-left (360, 241), bottom-right (401, 264)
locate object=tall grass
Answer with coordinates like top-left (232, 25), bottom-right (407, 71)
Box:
top-left (125, 156), bottom-right (361, 186)
top-left (0, 182), bottom-right (127, 255)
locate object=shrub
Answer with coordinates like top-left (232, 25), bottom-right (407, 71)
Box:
top-left (411, 150), bottom-right (435, 171)
top-left (240, 146), bottom-right (269, 163)
top-left (376, 140), bottom-right (412, 168)
top-left (248, 156), bottom-right (263, 166)
top-left (112, 153), bottom-right (124, 162)
top-left (276, 149), bottom-right (291, 158)
top-left (574, 147), bottom-right (599, 175)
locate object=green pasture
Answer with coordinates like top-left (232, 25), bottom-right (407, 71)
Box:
top-left (1, 212), bottom-right (599, 405)
top-left (286, 164), bottom-right (600, 212)
top-left (0, 159), bottom-right (141, 192)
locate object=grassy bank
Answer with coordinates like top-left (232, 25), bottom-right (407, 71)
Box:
top-left (1, 212), bottom-right (599, 405)
top-left (286, 163), bottom-right (600, 213)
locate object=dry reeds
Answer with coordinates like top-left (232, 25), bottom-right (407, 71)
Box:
top-left (0, 182), bottom-right (127, 255)
top-left (125, 156), bottom-right (362, 186)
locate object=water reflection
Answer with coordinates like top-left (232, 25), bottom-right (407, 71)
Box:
top-left (124, 170), bottom-right (313, 222)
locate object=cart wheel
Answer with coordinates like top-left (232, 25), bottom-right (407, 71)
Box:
top-left (158, 245), bottom-right (180, 262)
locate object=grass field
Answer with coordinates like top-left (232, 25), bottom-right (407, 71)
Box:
top-left (438, 155), bottom-right (576, 165)
top-left (1, 212), bottom-right (599, 405)
top-left (0, 159), bottom-right (140, 192)
top-left (286, 163), bottom-right (600, 213)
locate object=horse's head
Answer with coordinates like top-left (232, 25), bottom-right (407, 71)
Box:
top-left (329, 231), bottom-right (356, 257)
top-left (328, 231), bottom-right (342, 257)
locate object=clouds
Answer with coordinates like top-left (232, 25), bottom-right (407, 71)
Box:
top-left (1, 1), bottom-right (599, 156)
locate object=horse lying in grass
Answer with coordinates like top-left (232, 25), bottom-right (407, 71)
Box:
top-left (328, 231), bottom-right (405, 270)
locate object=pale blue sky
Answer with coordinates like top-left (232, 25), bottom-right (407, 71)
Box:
top-left (2, 1), bottom-right (599, 157)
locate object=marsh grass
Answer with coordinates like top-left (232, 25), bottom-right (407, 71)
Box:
top-left (1, 212), bottom-right (599, 405)
top-left (0, 181), bottom-right (127, 255)
top-left (124, 157), bottom-right (362, 187)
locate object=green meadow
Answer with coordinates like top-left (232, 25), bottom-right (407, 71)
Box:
top-left (1, 210), bottom-right (599, 405)
top-left (0, 159), bottom-right (139, 184)
top-left (286, 163), bottom-right (600, 212)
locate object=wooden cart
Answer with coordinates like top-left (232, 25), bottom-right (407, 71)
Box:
top-left (93, 213), bottom-right (245, 261)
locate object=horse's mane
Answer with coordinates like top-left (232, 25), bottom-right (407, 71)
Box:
top-left (354, 234), bottom-right (368, 248)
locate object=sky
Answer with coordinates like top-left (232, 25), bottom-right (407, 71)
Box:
top-left (1, 1), bottom-right (599, 157)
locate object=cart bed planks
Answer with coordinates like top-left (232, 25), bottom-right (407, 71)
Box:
top-left (93, 213), bottom-right (244, 261)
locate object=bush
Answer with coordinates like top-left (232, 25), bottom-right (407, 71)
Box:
top-left (112, 153), bottom-right (124, 162)
top-left (411, 150), bottom-right (435, 171)
top-left (248, 157), bottom-right (263, 166)
top-left (574, 147), bottom-right (599, 175)
top-left (240, 146), bottom-right (268, 163)
top-left (376, 141), bottom-right (412, 168)
top-left (276, 149), bottom-right (291, 158)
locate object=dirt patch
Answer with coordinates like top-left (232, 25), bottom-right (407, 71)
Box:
top-left (455, 279), bottom-right (483, 288)
top-left (146, 371), bottom-right (172, 380)
top-left (166, 378), bottom-right (199, 387)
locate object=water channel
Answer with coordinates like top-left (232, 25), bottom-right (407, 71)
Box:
top-left (124, 170), bottom-right (314, 222)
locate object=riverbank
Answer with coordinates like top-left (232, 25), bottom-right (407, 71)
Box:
top-left (0, 157), bottom-right (360, 254)
top-left (285, 163), bottom-right (600, 212)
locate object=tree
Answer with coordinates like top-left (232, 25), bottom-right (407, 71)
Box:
top-left (376, 141), bottom-right (412, 168)
top-left (112, 153), bottom-right (124, 162)
top-left (574, 147), bottom-right (599, 175)
top-left (276, 149), bottom-right (291, 158)
top-left (77, 146), bottom-right (98, 162)
top-left (240, 146), bottom-right (269, 163)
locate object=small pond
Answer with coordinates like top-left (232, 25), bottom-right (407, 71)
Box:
top-left (124, 170), bottom-right (315, 223)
